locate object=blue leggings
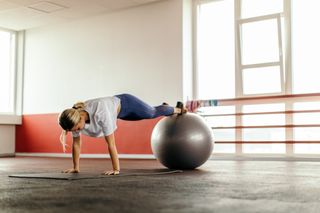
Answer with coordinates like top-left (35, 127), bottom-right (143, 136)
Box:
top-left (115, 94), bottom-right (174, 121)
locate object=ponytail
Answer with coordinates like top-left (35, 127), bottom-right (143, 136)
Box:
top-left (59, 130), bottom-right (68, 153)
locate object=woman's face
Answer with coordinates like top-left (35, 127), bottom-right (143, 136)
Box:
top-left (70, 115), bottom-right (85, 131)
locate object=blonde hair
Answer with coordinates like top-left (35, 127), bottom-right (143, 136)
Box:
top-left (58, 102), bottom-right (85, 152)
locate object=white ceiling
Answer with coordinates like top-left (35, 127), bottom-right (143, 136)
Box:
top-left (0, 0), bottom-right (163, 31)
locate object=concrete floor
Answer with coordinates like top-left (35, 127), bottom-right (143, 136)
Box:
top-left (1, 157), bottom-right (320, 213)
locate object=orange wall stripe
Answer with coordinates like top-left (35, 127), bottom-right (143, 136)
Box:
top-left (16, 114), bottom-right (161, 154)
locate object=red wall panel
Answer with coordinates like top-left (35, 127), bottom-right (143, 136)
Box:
top-left (16, 114), bottom-right (161, 154)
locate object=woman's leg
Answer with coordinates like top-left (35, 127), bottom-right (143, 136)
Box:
top-left (115, 94), bottom-right (175, 121)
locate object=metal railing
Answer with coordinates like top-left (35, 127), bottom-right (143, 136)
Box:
top-left (194, 93), bottom-right (320, 156)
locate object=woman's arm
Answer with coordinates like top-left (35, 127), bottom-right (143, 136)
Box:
top-left (104, 133), bottom-right (120, 175)
top-left (62, 136), bottom-right (81, 173)
top-left (72, 136), bottom-right (81, 171)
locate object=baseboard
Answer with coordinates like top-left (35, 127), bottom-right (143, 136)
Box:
top-left (13, 153), bottom-right (320, 161)
top-left (15, 153), bottom-right (156, 159)
top-left (0, 153), bottom-right (15, 157)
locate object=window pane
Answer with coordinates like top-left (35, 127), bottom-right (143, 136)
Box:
top-left (213, 144), bottom-right (235, 153)
top-left (242, 66), bottom-right (281, 94)
top-left (241, 0), bottom-right (283, 18)
top-left (243, 114), bottom-right (285, 126)
top-left (294, 144), bottom-right (320, 154)
top-left (213, 130), bottom-right (235, 153)
top-left (294, 102), bottom-right (320, 111)
top-left (243, 144), bottom-right (285, 154)
top-left (208, 115), bottom-right (235, 128)
top-left (243, 103), bottom-right (285, 113)
top-left (243, 128), bottom-right (285, 141)
top-left (197, 0), bottom-right (235, 99)
top-left (243, 128), bottom-right (285, 153)
top-left (294, 113), bottom-right (320, 125)
top-left (213, 129), bottom-right (235, 142)
top-left (292, 0), bottom-right (320, 94)
top-left (0, 31), bottom-right (15, 113)
top-left (294, 127), bottom-right (320, 154)
top-left (294, 127), bottom-right (320, 141)
top-left (241, 19), bottom-right (280, 65)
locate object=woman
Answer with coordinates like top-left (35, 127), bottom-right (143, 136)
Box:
top-left (58, 93), bottom-right (186, 175)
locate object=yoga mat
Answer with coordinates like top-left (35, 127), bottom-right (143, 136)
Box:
top-left (9, 169), bottom-right (183, 180)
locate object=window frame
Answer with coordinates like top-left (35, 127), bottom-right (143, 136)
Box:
top-left (194, 0), bottom-right (291, 99)
top-left (237, 13), bottom-right (285, 97)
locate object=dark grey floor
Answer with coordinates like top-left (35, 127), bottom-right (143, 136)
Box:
top-left (1, 157), bottom-right (320, 213)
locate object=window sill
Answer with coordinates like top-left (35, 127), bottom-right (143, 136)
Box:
top-left (0, 115), bottom-right (22, 125)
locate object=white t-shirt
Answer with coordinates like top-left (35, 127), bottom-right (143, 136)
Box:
top-left (72, 96), bottom-right (120, 138)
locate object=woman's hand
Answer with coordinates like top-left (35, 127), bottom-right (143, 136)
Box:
top-left (103, 170), bottom-right (120, 175)
top-left (62, 168), bottom-right (79, 173)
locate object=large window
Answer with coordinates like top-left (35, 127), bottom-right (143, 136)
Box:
top-left (292, 0), bottom-right (320, 94)
top-left (196, 0), bottom-right (235, 100)
top-left (197, 0), bottom-right (285, 98)
top-left (0, 29), bottom-right (16, 113)
top-left (196, 0), bottom-right (320, 99)
top-left (195, 0), bottom-right (320, 155)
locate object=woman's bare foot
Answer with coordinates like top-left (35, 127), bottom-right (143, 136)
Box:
top-left (174, 107), bottom-right (180, 114)
top-left (174, 107), bottom-right (187, 114)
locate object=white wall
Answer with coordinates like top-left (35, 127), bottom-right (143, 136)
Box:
top-left (0, 125), bottom-right (15, 156)
top-left (23, 0), bottom-right (184, 114)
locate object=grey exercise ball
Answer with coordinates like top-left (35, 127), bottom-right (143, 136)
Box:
top-left (151, 113), bottom-right (214, 169)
